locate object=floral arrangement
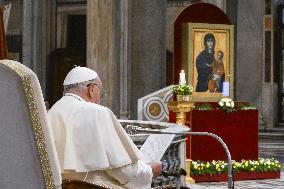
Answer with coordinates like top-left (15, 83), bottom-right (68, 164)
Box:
top-left (192, 100), bottom-right (257, 113)
top-left (172, 84), bottom-right (194, 96)
top-left (218, 97), bottom-right (235, 113)
top-left (190, 158), bottom-right (282, 176)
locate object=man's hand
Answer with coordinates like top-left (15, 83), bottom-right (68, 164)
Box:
top-left (148, 161), bottom-right (162, 178)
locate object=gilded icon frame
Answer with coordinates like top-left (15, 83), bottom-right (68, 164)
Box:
top-left (182, 23), bottom-right (234, 101)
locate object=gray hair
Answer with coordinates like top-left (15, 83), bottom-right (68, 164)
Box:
top-left (63, 79), bottom-right (97, 94)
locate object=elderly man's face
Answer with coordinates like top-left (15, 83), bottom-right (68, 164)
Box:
top-left (88, 79), bottom-right (102, 104)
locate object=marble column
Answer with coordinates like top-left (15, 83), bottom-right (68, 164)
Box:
top-left (22, 0), bottom-right (56, 97)
top-left (87, 0), bottom-right (121, 115)
top-left (236, 1), bottom-right (265, 124)
top-left (130, 0), bottom-right (167, 119)
top-left (119, 0), bottom-right (130, 119)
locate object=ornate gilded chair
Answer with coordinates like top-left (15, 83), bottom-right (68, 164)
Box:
top-left (0, 60), bottom-right (109, 189)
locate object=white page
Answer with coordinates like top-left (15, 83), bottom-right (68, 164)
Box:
top-left (140, 134), bottom-right (175, 163)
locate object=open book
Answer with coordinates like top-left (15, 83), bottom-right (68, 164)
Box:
top-left (140, 134), bottom-right (175, 163)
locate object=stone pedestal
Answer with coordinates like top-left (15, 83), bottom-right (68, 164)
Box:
top-left (167, 100), bottom-right (195, 183)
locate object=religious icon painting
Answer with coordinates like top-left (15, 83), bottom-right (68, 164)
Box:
top-left (181, 23), bottom-right (234, 102)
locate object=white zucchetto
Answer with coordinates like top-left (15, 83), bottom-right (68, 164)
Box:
top-left (63, 66), bottom-right (99, 86)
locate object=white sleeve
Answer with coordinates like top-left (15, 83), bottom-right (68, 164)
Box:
top-left (106, 160), bottom-right (153, 189)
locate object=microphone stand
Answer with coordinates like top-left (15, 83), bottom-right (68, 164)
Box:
top-left (125, 126), bottom-right (233, 189)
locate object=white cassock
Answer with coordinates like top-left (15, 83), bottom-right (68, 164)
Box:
top-left (48, 93), bottom-right (153, 189)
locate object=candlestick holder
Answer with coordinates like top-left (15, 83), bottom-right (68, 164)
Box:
top-left (167, 100), bottom-right (194, 125)
top-left (167, 100), bottom-right (195, 183)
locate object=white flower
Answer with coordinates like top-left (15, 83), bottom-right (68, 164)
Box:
top-left (226, 102), bottom-right (231, 107)
top-left (218, 97), bottom-right (235, 113)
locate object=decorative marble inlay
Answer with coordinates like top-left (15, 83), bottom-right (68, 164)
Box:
top-left (138, 86), bottom-right (173, 122)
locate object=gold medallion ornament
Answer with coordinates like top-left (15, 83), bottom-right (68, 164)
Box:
top-left (149, 102), bottom-right (162, 117)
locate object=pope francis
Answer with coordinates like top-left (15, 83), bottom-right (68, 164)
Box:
top-left (48, 66), bottom-right (162, 189)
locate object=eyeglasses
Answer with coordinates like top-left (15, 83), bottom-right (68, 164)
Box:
top-left (100, 90), bottom-right (108, 98)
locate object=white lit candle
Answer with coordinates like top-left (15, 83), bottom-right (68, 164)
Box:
top-left (179, 70), bottom-right (186, 85)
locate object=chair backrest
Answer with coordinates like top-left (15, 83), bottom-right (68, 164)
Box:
top-left (0, 60), bottom-right (62, 189)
